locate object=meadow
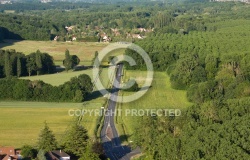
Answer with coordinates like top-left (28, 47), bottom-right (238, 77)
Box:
top-left (116, 70), bottom-right (192, 144)
top-left (0, 101), bottom-right (102, 148)
top-left (20, 67), bottom-right (110, 87)
top-left (0, 40), bottom-right (108, 65)
top-left (0, 65), bottom-right (115, 147)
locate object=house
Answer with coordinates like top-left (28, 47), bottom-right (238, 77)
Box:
top-left (138, 28), bottom-right (146, 32)
top-left (110, 28), bottom-right (121, 36)
top-left (131, 34), bottom-right (143, 39)
top-left (54, 36), bottom-right (59, 41)
top-left (72, 36), bottom-right (77, 41)
top-left (65, 26), bottom-right (74, 32)
top-left (0, 147), bottom-right (19, 160)
top-left (45, 150), bottom-right (70, 160)
top-left (103, 35), bottom-right (111, 42)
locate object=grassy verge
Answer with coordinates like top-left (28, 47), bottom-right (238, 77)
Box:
top-left (116, 70), bottom-right (192, 145)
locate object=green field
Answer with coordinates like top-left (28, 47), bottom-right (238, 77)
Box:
top-left (0, 40), bottom-right (108, 65)
top-left (0, 67), bottom-right (115, 147)
top-left (116, 71), bottom-right (192, 144)
top-left (0, 101), bottom-right (103, 148)
top-left (20, 68), bottom-right (110, 87)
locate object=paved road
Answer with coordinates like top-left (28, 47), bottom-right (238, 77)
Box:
top-left (101, 64), bottom-right (141, 160)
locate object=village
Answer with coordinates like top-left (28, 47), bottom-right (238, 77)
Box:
top-left (53, 25), bottom-right (153, 42)
top-left (0, 147), bottom-right (70, 160)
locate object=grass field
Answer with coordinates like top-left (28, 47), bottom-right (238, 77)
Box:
top-left (20, 68), bottom-right (110, 87)
top-left (0, 67), bottom-right (115, 147)
top-left (0, 101), bottom-right (103, 148)
top-left (0, 40), bottom-right (108, 65)
top-left (116, 71), bottom-right (192, 144)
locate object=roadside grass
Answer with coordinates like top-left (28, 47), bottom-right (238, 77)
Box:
top-left (116, 70), bottom-right (192, 145)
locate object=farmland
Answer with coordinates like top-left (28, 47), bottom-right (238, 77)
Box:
top-left (0, 40), bottom-right (108, 65)
top-left (0, 101), bottom-right (102, 148)
top-left (0, 59), bottom-right (116, 147)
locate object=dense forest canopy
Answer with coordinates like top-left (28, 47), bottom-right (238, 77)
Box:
top-left (1, 1), bottom-right (249, 41)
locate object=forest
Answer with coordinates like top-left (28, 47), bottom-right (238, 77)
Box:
top-left (0, 49), bottom-right (90, 102)
top-left (123, 2), bottom-right (250, 159)
top-left (1, 1), bottom-right (247, 41)
top-left (0, 0), bottom-right (250, 159)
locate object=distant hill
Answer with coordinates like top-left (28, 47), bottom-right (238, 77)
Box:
top-left (211, 0), bottom-right (250, 3)
top-left (1, 0), bottom-right (208, 3)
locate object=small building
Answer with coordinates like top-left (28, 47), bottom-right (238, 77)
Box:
top-left (0, 147), bottom-right (19, 160)
top-left (46, 150), bottom-right (70, 160)
top-left (131, 34), bottom-right (143, 39)
top-left (54, 36), bottom-right (59, 41)
top-left (72, 36), bottom-right (77, 41)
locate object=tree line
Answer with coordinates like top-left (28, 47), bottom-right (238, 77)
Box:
top-left (0, 49), bottom-right (55, 78)
top-left (0, 74), bottom-right (92, 102)
top-left (1, 0), bottom-right (246, 41)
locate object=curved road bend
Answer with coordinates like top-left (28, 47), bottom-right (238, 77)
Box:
top-left (101, 64), bottom-right (141, 160)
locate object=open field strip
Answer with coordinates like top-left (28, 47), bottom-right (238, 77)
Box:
top-left (0, 101), bottom-right (102, 148)
top-left (0, 68), bottom-right (113, 147)
top-left (116, 70), bottom-right (192, 144)
top-left (20, 68), bottom-right (110, 87)
top-left (0, 40), bottom-right (108, 62)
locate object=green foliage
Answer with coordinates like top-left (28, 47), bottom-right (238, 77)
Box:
top-left (35, 50), bottom-right (42, 75)
top-left (63, 49), bottom-right (72, 72)
top-left (21, 145), bottom-right (37, 159)
top-left (17, 56), bottom-right (22, 77)
top-left (0, 73), bottom-right (92, 102)
top-left (92, 51), bottom-right (100, 66)
top-left (0, 49), bottom-right (55, 77)
top-left (63, 122), bottom-right (89, 156)
top-left (63, 49), bottom-right (80, 71)
top-left (37, 150), bottom-right (46, 160)
top-left (4, 51), bottom-right (12, 78)
top-left (37, 122), bottom-right (57, 152)
top-left (71, 55), bottom-right (80, 68)
top-left (79, 143), bottom-right (100, 160)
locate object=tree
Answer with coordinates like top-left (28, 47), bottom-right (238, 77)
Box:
top-left (37, 149), bottom-right (46, 160)
top-left (71, 55), bottom-right (80, 69)
top-left (4, 51), bottom-right (12, 78)
top-left (26, 54), bottom-right (36, 76)
top-left (37, 122), bottom-right (57, 152)
top-left (17, 56), bottom-right (22, 78)
top-left (79, 144), bottom-right (100, 160)
top-left (21, 145), bottom-right (37, 159)
top-left (77, 74), bottom-right (93, 95)
top-left (63, 122), bottom-right (89, 156)
top-left (63, 49), bottom-right (72, 72)
top-left (92, 51), bottom-right (100, 66)
top-left (41, 53), bottom-right (55, 74)
top-left (35, 50), bottom-right (42, 75)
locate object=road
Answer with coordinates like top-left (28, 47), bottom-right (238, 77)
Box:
top-left (100, 64), bottom-right (141, 160)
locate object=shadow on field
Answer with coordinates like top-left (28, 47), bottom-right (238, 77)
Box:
top-left (85, 89), bottom-right (113, 101)
top-left (0, 27), bottom-right (24, 48)
top-left (119, 134), bottom-right (132, 143)
top-left (140, 85), bottom-right (152, 91)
